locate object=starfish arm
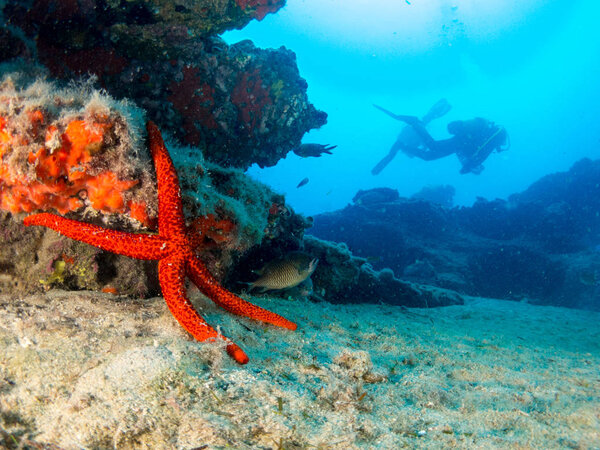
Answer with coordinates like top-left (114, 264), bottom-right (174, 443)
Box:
top-left (24, 213), bottom-right (168, 260)
top-left (159, 255), bottom-right (249, 364)
top-left (186, 256), bottom-right (297, 331)
top-left (146, 121), bottom-right (186, 239)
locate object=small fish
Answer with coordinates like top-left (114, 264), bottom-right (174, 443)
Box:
top-left (293, 143), bottom-right (337, 158)
top-left (297, 177), bottom-right (309, 188)
top-left (249, 251), bottom-right (319, 292)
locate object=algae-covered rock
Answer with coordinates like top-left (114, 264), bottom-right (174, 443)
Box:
top-left (0, 69), bottom-right (157, 221)
top-left (303, 235), bottom-right (464, 307)
top-left (0, 70), bottom-right (303, 297)
top-left (3, 0), bottom-right (326, 170)
top-left (4, 0), bottom-right (285, 42)
top-left (0, 0), bottom-right (327, 298)
top-left (232, 233), bottom-right (464, 308)
top-left (311, 163), bottom-right (600, 310)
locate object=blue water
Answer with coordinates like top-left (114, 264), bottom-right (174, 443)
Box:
top-left (224, 0), bottom-right (600, 216)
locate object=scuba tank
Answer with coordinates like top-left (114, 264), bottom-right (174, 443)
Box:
top-left (460, 124), bottom-right (509, 174)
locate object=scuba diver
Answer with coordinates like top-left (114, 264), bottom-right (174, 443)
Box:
top-left (373, 103), bottom-right (509, 175)
top-left (371, 98), bottom-right (452, 175)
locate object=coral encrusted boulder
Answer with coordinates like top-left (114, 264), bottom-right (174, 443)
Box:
top-left (0, 71), bottom-right (304, 297)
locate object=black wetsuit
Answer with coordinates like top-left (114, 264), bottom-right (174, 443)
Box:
top-left (396, 116), bottom-right (507, 174)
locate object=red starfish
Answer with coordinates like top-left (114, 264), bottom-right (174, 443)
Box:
top-left (23, 121), bottom-right (297, 364)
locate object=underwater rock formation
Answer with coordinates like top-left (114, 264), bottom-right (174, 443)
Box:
top-left (0, 0), bottom-right (454, 310)
top-left (4, 0), bottom-right (285, 44)
top-left (311, 195), bottom-right (455, 280)
top-left (310, 160), bottom-right (600, 310)
top-left (303, 236), bottom-right (464, 308)
top-left (352, 187), bottom-right (400, 206)
top-left (411, 184), bottom-right (455, 209)
top-left (2, 0), bottom-right (326, 169)
top-left (0, 71), bottom-right (156, 223)
top-left (0, 0), bottom-right (329, 297)
top-left (158, 40), bottom-right (326, 169)
top-left (230, 224), bottom-right (464, 308)
top-left (0, 72), bottom-right (300, 297)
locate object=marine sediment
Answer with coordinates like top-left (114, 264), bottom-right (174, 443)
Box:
top-left (0, 290), bottom-right (597, 448)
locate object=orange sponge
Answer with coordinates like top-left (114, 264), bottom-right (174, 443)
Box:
top-left (0, 111), bottom-right (150, 223)
top-left (188, 213), bottom-right (236, 249)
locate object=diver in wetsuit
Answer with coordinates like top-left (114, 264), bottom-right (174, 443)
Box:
top-left (373, 105), bottom-right (509, 174)
top-left (371, 98), bottom-right (452, 175)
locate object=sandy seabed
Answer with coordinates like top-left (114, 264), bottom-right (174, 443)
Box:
top-left (0, 289), bottom-right (598, 449)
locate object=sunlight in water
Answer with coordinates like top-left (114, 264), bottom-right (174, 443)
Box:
top-left (280, 0), bottom-right (550, 54)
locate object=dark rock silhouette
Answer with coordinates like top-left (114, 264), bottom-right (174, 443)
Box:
top-left (2, 0), bottom-right (326, 170)
top-left (352, 187), bottom-right (400, 206)
top-left (310, 158), bottom-right (600, 310)
top-left (411, 184), bottom-right (455, 208)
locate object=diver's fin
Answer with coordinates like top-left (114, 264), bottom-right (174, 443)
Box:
top-left (373, 105), bottom-right (420, 126)
top-left (422, 98), bottom-right (452, 124)
top-left (373, 104), bottom-right (402, 120)
top-left (371, 155), bottom-right (392, 175)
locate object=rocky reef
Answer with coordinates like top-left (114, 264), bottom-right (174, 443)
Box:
top-left (310, 159), bottom-right (600, 310)
top-left (0, 70), bottom-right (302, 296)
top-left (2, 0), bottom-right (327, 169)
top-left (0, 0), bottom-right (326, 297)
top-left (0, 0), bottom-right (453, 310)
top-left (303, 236), bottom-right (463, 308)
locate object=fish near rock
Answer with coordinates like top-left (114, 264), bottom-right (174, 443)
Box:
top-left (249, 252), bottom-right (319, 292)
top-left (293, 143), bottom-right (337, 158)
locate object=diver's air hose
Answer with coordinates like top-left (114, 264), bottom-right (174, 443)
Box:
top-left (475, 126), bottom-right (507, 156)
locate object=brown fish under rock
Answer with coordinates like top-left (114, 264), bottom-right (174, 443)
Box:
top-left (249, 251), bottom-right (319, 292)
top-left (293, 143), bottom-right (337, 158)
